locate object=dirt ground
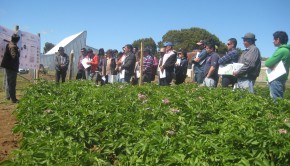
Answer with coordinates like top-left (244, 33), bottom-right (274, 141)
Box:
top-left (0, 98), bottom-right (20, 162)
top-left (0, 71), bottom-right (54, 163)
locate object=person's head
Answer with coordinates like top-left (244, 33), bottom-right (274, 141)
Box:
top-left (227, 38), bottom-right (237, 50)
top-left (273, 31), bottom-right (288, 47)
top-left (205, 43), bottom-right (216, 54)
top-left (133, 46), bottom-right (138, 54)
top-left (106, 49), bottom-right (113, 57)
top-left (178, 48), bottom-right (187, 59)
top-left (98, 48), bottom-right (104, 56)
top-left (196, 40), bottom-right (206, 49)
top-left (163, 41), bottom-right (173, 52)
top-left (124, 44), bottom-right (133, 53)
top-left (242, 33), bottom-right (256, 48)
top-left (11, 33), bottom-right (20, 43)
top-left (159, 47), bottom-right (165, 57)
top-left (58, 47), bottom-right (64, 55)
top-left (87, 48), bottom-right (93, 54)
top-left (143, 47), bottom-right (151, 55)
top-left (81, 48), bottom-right (87, 55)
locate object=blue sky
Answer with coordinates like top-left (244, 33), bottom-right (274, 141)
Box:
top-left (1, 0), bottom-right (290, 57)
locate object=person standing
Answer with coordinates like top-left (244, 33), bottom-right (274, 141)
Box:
top-left (192, 40), bottom-right (208, 84)
top-left (76, 48), bottom-right (87, 80)
top-left (55, 47), bottom-right (69, 83)
top-left (175, 49), bottom-right (188, 84)
top-left (265, 31), bottom-right (290, 99)
top-left (218, 38), bottom-right (239, 87)
top-left (159, 42), bottom-right (177, 86)
top-left (120, 44), bottom-right (136, 83)
top-left (203, 43), bottom-right (220, 87)
top-left (86, 49), bottom-right (99, 80)
top-left (233, 33), bottom-right (261, 93)
top-left (1, 34), bottom-right (20, 103)
top-left (102, 49), bottom-right (116, 84)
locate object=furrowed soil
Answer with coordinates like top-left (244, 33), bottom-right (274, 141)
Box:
top-left (0, 71), bottom-right (54, 163)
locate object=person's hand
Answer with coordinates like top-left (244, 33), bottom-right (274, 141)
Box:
top-left (233, 71), bottom-right (238, 76)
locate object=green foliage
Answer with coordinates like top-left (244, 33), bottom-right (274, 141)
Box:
top-left (132, 38), bottom-right (157, 55)
top-left (158, 27), bottom-right (227, 54)
top-left (43, 42), bottom-right (55, 54)
top-left (11, 81), bottom-right (290, 165)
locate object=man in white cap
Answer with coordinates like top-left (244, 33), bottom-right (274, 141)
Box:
top-left (233, 32), bottom-right (261, 93)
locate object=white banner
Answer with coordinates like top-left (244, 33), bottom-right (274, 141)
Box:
top-left (0, 25), bottom-right (40, 70)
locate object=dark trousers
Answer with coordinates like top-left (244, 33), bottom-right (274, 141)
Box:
top-left (76, 70), bottom-right (86, 80)
top-left (6, 69), bottom-right (17, 100)
top-left (221, 75), bottom-right (237, 87)
top-left (55, 69), bottom-right (67, 83)
top-left (175, 74), bottom-right (186, 85)
top-left (143, 73), bottom-right (152, 83)
top-left (159, 71), bottom-right (173, 86)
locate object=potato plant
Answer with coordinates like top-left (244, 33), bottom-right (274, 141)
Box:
top-left (8, 81), bottom-right (290, 165)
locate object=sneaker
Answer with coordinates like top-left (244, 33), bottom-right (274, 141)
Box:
top-left (12, 99), bottom-right (19, 103)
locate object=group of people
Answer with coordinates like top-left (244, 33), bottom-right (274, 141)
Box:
top-left (1, 31), bottom-right (289, 103)
top-left (192, 31), bottom-right (290, 100)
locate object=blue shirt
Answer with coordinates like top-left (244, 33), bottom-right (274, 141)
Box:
top-left (218, 48), bottom-right (239, 65)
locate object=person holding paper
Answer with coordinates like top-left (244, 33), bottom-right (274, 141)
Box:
top-left (159, 42), bottom-right (177, 86)
top-left (218, 38), bottom-right (239, 87)
top-left (175, 49), bottom-right (188, 85)
top-left (203, 43), bottom-right (219, 87)
top-left (265, 31), bottom-right (290, 99)
top-left (233, 33), bottom-right (261, 93)
top-left (192, 40), bottom-right (208, 84)
top-left (76, 48), bottom-right (87, 80)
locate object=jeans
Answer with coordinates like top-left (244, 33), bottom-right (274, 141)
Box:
top-left (236, 78), bottom-right (255, 93)
top-left (269, 79), bottom-right (286, 99)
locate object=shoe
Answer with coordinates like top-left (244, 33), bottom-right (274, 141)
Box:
top-left (12, 99), bottom-right (19, 103)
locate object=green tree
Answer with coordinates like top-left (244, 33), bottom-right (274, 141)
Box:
top-left (43, 42), bottom-right (55, 54)
top-left (158, 27), bottom-right (228, 55)
top-left (132, 38), bottom-right (157, 55)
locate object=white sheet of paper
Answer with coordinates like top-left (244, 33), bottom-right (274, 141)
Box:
top-left (218, 63), bottom-right (244, 75)
top-left (266, 61), bottom-right (286, 82)
top-left (160, 69), bottom-right (166, 78)
top-left (176, 59), bottom-right (181, 65)
top-left (81, 58), bottom-right (91, 69)
top-left (136, 71), bottom-right (140, 78)
top-left (120, 69), bottom-right (125, 79)
top-left (102, 76), bottom-right (106, 81)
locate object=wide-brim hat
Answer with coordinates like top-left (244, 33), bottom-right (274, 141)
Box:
top-left (242, 33), bottom-right (257, 41)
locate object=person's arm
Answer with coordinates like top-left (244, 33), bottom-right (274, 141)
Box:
top-left (265, 48), bottom-right (285, 68)
top-left (236, 47), bottom-right (260, 76)
top-left (207, 54), bottom-right (219, 78)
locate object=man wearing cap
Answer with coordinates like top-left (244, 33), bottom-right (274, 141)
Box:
top-left (55, 47), bottom-right (69, 83)
top-left (233, 33), bottom-right (261, 93)
top-left (159, 41), bottom-right (177, 86)
top-left (1, 33), bottom-right (20, 103)
top-left (265, 31), bottom-right (290, 99)
top-left (192, 40), bottom-right (208, 84)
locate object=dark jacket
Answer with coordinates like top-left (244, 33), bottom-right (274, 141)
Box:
top-left (1, 42), bottom-right (20, 72)
top-left (121, 52), bottom-right (136, 76)
top-left (55, 53), bottom-right (69, 71)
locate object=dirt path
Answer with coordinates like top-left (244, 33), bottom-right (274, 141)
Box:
top-left (0, 99), bottom-right (19, 162)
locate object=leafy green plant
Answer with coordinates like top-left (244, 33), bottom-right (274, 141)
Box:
top-left (9, 80), bottom-right (290, 165)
